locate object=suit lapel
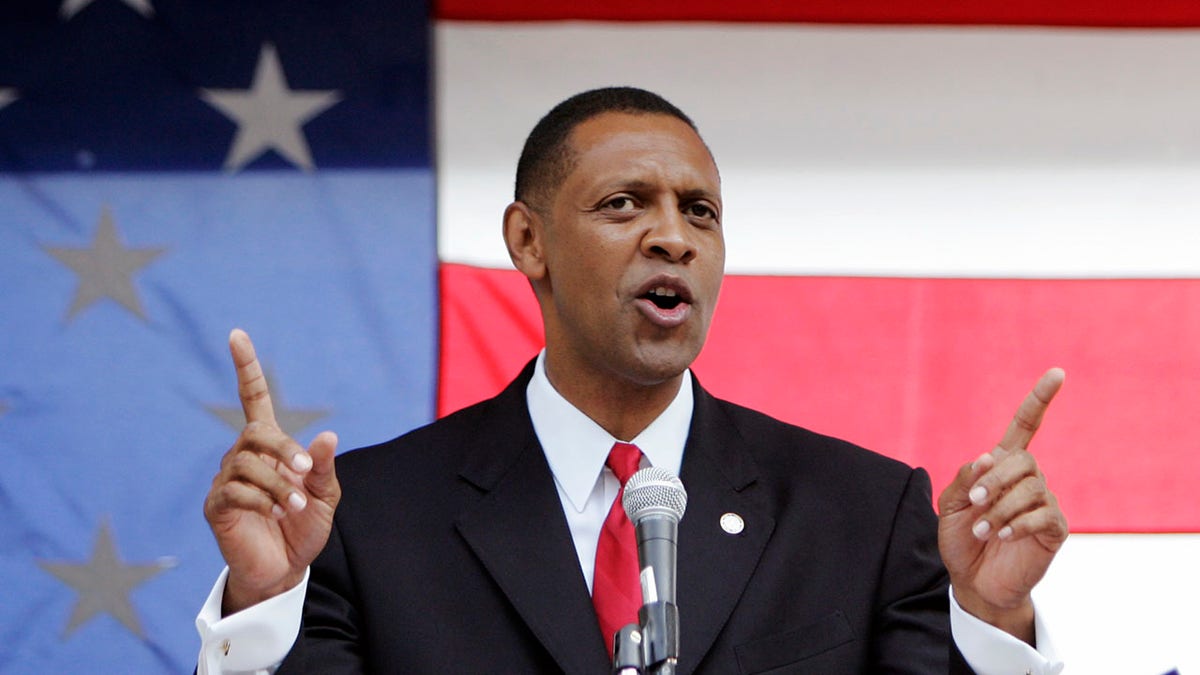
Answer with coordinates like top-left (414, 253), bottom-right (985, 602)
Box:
top-left (676, 383), bottom-right (776, 675)
top-left (453, 366), bottom-right (611, 675)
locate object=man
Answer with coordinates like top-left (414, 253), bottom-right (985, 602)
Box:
top-left (197, 88), bottom-right (1067, 673)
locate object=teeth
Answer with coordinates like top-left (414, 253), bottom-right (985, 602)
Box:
top-left (651, 286), bottom-right (677, 298)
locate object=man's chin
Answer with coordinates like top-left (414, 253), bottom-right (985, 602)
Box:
top-left (626, 343), bottom-right (703, 385)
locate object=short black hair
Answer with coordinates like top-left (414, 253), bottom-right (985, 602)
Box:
top-left (514, 87), bottom-right (698, 210)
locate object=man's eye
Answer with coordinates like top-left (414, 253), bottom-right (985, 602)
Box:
top-left (605, 197), bottom-right (635, 211)
top-left (686, 204), bottom-right (716, 219)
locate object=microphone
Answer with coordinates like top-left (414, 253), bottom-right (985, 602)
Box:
top-left (622, 467), bottom-right (687, 674)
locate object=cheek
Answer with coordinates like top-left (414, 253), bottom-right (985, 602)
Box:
top-left (700, 245), bottom-right (726, 290)
top-left (560, 238), bottom-right (625, 286)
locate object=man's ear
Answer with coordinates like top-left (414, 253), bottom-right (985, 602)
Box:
top-left (503, 201), bottom-right (547, 282)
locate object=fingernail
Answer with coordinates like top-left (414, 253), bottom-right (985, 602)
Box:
top-left (288, 492), bottom-right (307, 511)
top-left (969, 486), bottom-right (988, 505)
top-left (292, 453), bottom-right (313, 472)
top-left (972, 520), bottom-right (991, 539)
top-left (970, 452), bottom-right (991, 471)
top-left (998, 525), bottom-right (1013, 540)
top-left (271, 504), bottom-right (286, 519)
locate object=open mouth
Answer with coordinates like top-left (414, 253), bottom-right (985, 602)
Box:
top-left (642, 286), bottom-right (684, 311)
top-left (634, 277), bottom-right (694, 328)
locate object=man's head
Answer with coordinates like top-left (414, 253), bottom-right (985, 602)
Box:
top-left (504, 88), bottom-right (725, 403)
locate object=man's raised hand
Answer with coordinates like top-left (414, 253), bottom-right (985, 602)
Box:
top-left (937, 368), bottom-right (1069, 644)
top-left (203, 328), bottom-right (341, 615)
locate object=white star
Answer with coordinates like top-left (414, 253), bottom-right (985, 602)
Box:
top-left (200, 43), bottom-right (342, 173)
top-left (60, 0), bottom-right (154, 20)
top-left (0, 88), bottom-right (17, 111)
top-left (43, 207), bottom-right (167, 322)
top-left (37, 520), bottom-right (174, 639)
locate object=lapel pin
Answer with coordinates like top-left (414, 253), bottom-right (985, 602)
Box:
top-left (720, 512), bottom-right (745, 535)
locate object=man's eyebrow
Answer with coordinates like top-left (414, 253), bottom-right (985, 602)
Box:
top-left (596, 180), bottom-right (721, 203)
top-left (678, 188), bottom-right (721, 203)
top-left (597, 179), bottom-right (656, 193)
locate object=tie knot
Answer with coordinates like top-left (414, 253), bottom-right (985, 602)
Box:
top-left (606, 442), bottom-right (642, 484)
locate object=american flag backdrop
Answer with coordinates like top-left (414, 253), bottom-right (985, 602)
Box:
top-left (1, 1), bottom-right (436, 671)
top-left (2, 1), bottom-right (1198, 672)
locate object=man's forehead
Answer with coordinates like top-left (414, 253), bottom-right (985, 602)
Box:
top-left (562, 111), bottom-right (720, 185)
top-left (568, 110), bottom-right (704, 149)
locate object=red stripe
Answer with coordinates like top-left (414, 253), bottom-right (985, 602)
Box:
top-left (438, 264), bottom-right (545, 413)
top-left (435, 0), bottom-right (1200, 27)
top-left (439, 264), bottom-right (1200, 533)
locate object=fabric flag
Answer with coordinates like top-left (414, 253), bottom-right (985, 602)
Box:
top-left (0, 1), bottom-right (434, 672)
top-left (434, 3), bottom-right (1200, 674)
top-left (3, 1), bottom-right (1199, 674)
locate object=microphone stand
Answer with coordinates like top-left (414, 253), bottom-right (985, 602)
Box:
top-left (636, 599), bottom-right (679, 675)
top-left (612, 624), bottom-right (643, 675)
top-left (611, 579), bottom-right (680, 675)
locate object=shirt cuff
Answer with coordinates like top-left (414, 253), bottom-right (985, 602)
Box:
top-left (194, 567), bottom-right (309, 675)
top-left (949, 586), bottom-right (1064, 675)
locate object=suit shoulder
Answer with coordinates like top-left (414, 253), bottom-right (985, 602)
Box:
top-left (709, 395), bottom-right (919, 483)
top-left (335, 391), bottom-right (517, 481)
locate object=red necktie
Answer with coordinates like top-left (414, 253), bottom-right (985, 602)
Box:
top-left (592, 442), bottom-right (643, 657)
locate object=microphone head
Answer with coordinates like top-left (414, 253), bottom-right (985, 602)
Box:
top-left (622, 466), bottom-right (687, 523)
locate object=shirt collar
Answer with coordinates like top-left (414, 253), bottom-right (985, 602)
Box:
top-left (527, 350), bottom-right (693, 513)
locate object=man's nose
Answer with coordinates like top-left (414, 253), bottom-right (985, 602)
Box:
top-left (641, 207), bottom-right (697, 264)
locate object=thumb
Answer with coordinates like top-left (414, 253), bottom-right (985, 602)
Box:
top-left (304, 431), bottom-right (339, 499)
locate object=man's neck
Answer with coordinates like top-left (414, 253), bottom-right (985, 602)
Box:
top-left (542, 356), bottom-right (685, 441)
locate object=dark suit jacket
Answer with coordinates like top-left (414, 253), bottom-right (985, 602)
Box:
top-left (279, 362), bottom-right (973, 674)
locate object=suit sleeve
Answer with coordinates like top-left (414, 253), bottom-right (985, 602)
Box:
top-left (275, 517), bottom-right (367, 674)
top-left (870, 467), bottom-right (975, 674)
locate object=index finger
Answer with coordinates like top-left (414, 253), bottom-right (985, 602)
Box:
top-left (997, 367), bottom-right (1065, 451)
top-left (229, 328), bottom-right (278, 427)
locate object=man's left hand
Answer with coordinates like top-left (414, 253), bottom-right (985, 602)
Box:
top-left (937, 368), bottom-right (1069, 644)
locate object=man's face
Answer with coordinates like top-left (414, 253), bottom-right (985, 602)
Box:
top-left (536, 111), bottom-right (725, 389)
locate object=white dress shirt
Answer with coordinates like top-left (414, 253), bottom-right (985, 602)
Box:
top-left (527, 350), bottom-right (691, 593)
top-left (196, 351), bottom-right (1063, 674)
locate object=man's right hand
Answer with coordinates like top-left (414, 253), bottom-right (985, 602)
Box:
top-left (203, 328), bottom-right (341, 616)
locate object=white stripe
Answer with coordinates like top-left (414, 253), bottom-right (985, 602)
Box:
top-left (1037, 533), bottom-right (1200, 674)
top-left (437, 22), bottom-right (1200, 276)
top-left (436, 23), bottom-right (1200, 670)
